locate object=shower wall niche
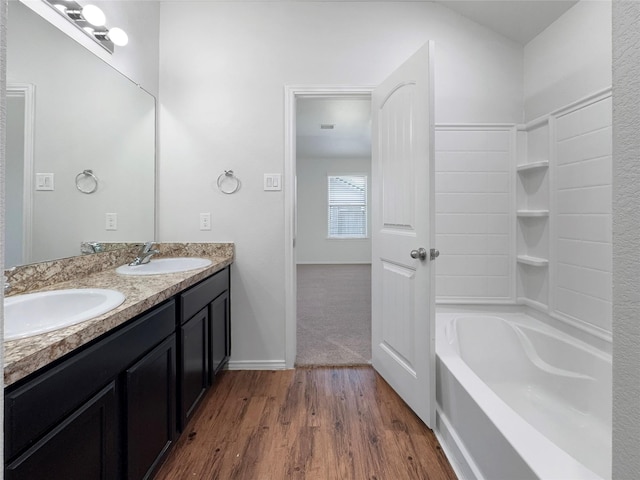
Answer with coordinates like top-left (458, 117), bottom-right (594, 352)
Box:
top-left (516, 119), bottom-right (550, 308)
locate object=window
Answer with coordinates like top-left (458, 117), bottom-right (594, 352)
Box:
top-left (327, 175), bottom-right (367, 238)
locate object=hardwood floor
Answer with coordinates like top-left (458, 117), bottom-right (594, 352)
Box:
top-left (154, 367), bottom-right (457, 480)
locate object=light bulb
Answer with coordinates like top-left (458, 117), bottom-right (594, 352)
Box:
top-left (82, 5), bottom-right (106, 27)
top-left (108, 27), bottom-right (128, 46)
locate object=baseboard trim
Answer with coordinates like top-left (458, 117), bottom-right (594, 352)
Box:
top-left (296, 261), bottom-right (372, 265)
top-left (226, 360), bottom-right (289, 370)
top-left (436, 298), bottom-right (516, 305)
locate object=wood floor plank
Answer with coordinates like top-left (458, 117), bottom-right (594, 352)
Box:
top-left (154, 367), bottom-right (457, 480)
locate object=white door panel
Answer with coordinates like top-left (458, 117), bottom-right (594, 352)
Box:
top-left (371, 42), bottom-right (435, 427)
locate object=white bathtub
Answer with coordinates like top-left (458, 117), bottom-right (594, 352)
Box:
top-left (436, 310), bottom-right (611, 480)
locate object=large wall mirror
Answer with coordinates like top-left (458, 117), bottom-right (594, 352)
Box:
top-left (5, 0), bottom-right (155, 269)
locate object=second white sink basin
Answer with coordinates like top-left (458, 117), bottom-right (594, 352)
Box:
top-left (4, 289), bottom-right (126, 340)
top-left (115, 257), bottom-right (212, 276)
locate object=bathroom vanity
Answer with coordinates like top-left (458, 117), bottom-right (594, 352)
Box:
top-left (3, 243), bottom-right (233, 480)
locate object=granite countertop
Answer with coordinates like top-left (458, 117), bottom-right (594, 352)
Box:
top-left (4, 243), bottom-right (234, 387)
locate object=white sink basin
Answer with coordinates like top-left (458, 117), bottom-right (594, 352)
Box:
top-left (115, 257), bottom-right (212, 276)
top-left (4, 289), bottom-right (126, 340)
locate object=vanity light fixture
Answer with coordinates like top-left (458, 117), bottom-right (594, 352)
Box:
top-left (107, 27), bottom-right (129, 47)
top-left (45, 0), bottom-right (128, 54)
top-left (80, 4), bottom-right (105, 26)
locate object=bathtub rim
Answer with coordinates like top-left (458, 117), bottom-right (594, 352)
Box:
top-left (447, 312), bottom-right (612, 368)
top-left (437, 303), bottom-right (612, 355)
top-left (436, 310), bottom-right (609, 480)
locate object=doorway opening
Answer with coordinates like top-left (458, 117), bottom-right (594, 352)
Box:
top-left (284, 86), bottom-right (374, 368)
top-left (294, 95), bottom-right (372, 366)
top-left (6, 84), bottom-right (35, 267)
top-left (285, 43), bottom-right (435, 426)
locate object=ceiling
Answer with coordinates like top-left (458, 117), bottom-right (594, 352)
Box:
top-left (435, 0), bottom-right (579, 45)
top-left (296, 97), bottom-right (372, 159)
top-left (202, 0), bottom-right (577, 46)
top-left (297, 0), bottom-right (579, 159)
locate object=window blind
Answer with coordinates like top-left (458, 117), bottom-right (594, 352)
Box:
top-left (327, 175), bottom-right (367, 238)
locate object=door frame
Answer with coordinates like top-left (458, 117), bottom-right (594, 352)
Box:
top-left (283, 85), bottom-right (374, 369)
top-left (7, 83), bottom-right (36, 265)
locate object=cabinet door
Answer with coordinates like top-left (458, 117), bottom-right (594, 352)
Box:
top-left (5, 300), bottom-right (175, 461)
top-left (125, 335), bottom-right (176, 480)
top-left (6, 382), bottom-right (118, 480)
top-left (179, 307), bottom-right (209, 431)
top-left (209, 291), bottom-right (230, 380)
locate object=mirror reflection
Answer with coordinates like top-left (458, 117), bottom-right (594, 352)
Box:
top-left (5, 0), bottom-right (155, 269)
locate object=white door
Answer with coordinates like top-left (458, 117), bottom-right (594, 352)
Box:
top-left (371, 42), bottom-right (436, 427)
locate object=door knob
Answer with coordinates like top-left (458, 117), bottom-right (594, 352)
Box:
top-left (410, 248), bottom-right (427, 260)
top-left (430, 248), bottom-right (440, 260)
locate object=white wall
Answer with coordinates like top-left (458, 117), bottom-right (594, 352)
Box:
top-left (158, 1), bottom-right (523, 365)
top-left (524, 0), bottom-right (612, 121)
top-left (296, 156), bottom-right (371, 264)
top-left (435, 127), bottom-right (514, 302)
top-left (612, 1), bottom-right (640, 477)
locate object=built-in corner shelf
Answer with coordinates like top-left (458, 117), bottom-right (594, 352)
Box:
top-left (516, 160), bottom-right (549, 173)
top-left (516, 119), bottom-right (551, 306)
top-left (517, 209), bottom-right (549, 217)
top-left (517, 255), bottom-right (549, 267)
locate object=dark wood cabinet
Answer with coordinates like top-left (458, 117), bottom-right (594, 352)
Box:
top-left (5, 266), bottom-right (231, 479)
top-left (178, 267), bottom-right (230, 430)
top-left (210, 290), bottom-right (230, 379)
top-left (4, 301), bottom-right (175, 462)
top-left (125, 335), bottom-right (176, 480)
top-left (178, 307), bottom-right (209, 431)
top-left (5, 381), bottom-right (118, 480)
top-left (5, 300), bottom-right (175, 480)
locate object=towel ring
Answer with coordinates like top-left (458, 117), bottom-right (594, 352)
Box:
top-left (76, 169), bottom-right (99, 194)
top-left (217, 170), bottom-right (241, 194)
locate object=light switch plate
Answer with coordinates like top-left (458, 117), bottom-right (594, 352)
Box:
top-left (200, 213), bottom-right (211, 231)
top-left (105, 213), bottom-right (117, 231)
top-left (264, 174), bottom-right (282, 191)
top-left (36, 173), bottom-right (55, 191)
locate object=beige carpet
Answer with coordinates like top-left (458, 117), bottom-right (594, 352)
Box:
top-left (296, 264), bottom-right (371, 366)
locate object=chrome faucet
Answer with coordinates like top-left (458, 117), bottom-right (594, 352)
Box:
top-left (129, 241), bottom-right (159, 266)
top-left (81, 241), bottom-right (106, 254)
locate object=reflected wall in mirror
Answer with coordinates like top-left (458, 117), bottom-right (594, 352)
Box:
top-left (6, 0), bottom-right (155, 269)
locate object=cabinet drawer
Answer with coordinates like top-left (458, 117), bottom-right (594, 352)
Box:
top-left (5, 300), bottom-right (176, 460)
top-left (180, 267), bottom-right (229, 322)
